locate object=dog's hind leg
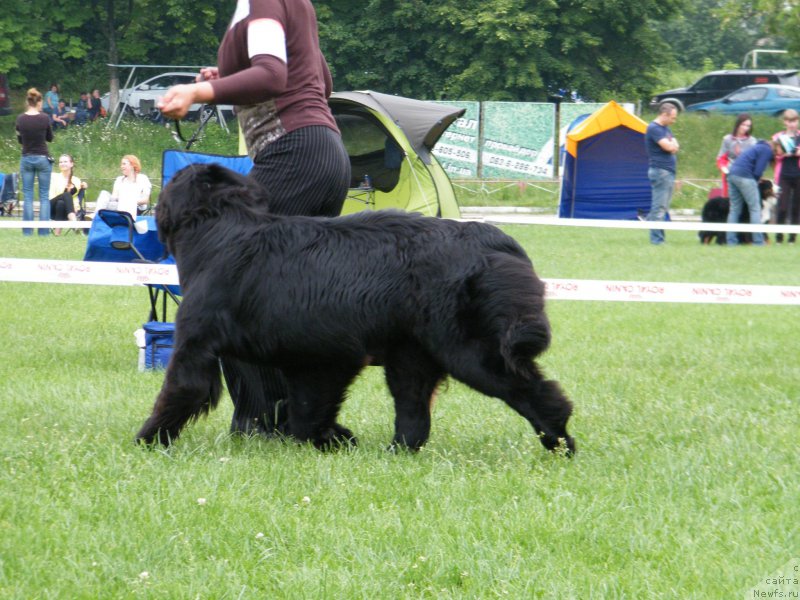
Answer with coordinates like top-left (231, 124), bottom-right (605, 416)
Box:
top-left (135, 339), bottom-right (222, 446)
top-left (384, 341), bottom-right (445, 451)
top-left (442, 346), bottom-right (575, 455)
top-left (501, 372), bottom-right (575, 455)
top-left (282, 362), bottom-right (363, 450)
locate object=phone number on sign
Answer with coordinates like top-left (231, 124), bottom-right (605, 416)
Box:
top-left (482, 152), bottom-right (550, 176)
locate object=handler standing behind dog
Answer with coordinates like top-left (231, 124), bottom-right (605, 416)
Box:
top-left (645, 102), bottom-right (679, 245)
top-left (157, 0), bottom-right (351, 436)
top-left (726, 139), bottom-right (780, 246)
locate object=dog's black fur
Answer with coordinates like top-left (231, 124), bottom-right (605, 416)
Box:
top-left (699, 180), bottom-right (775, 245)
top-left (135, 164), bottom-right (574, 454)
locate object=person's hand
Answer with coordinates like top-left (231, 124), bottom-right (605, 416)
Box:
top-left (197, 67), bottom-right (219, 82)
top-left (157, 84), bottom-right (197, 120)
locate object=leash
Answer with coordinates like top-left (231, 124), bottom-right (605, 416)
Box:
top-left (171, 105), bottom-right (216, 150)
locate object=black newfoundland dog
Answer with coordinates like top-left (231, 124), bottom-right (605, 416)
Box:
top-left (135, 164), bottom-right (574, 455)
top-left (699, 180), bottom-right (776, 245)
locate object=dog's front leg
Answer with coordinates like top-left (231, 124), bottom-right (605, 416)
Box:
top-left (135, 341), bottom-right (222, 446)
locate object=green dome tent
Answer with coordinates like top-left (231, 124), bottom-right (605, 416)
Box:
top-left (329, 91), bottom-right (465, 218)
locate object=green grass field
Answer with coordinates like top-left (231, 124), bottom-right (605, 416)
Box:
top-left (1, 225), bottom-right (798, 598)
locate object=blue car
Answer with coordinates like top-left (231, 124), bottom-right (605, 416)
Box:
top-left (686, 84), bottom-right (800, 116)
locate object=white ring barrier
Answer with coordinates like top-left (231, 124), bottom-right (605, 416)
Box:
top-left (0, 258), bottom-right (178, 286)
top-left (0, 221), bottom-right (93, 229)
top-left (545, 278), bottom-right (800, 305)
top-left (3, 217), bottom-right (800, 233)
top-left (478, 215), bottom-right (800, 234)
top-left (2, 258), bottom-right (799, 305)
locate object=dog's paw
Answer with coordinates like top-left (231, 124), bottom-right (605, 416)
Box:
top-left (313, 423), bottom-right (358, 451)
top-left (539, 433), bottom-right (576, 458)
top-left (386, 441), bottom-right (422, 454)
top-left (135, 421), bottom-right (175, 447)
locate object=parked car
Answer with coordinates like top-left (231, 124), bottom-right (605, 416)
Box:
top-left (686, 84), bottom-right (800, 116)
top-left (100, 72), bottom-right (233, 120)
top-left (649, 69), bottom-right (800, 111)
top-left (0, 74), bottom-right (11, 116)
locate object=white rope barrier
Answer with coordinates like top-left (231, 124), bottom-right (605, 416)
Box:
top-left (2, 258), bottom-right (799, 305)
top-left (0, 258), bottom-right (177, 286)
top-left (0, 220), bottom-right (93, 229)
top-left (477, 215), bottom-right (800, 234)
top-left (3, 216), bottom-right (800, 234)
top-left (545, 278), bottom-right (800, 305)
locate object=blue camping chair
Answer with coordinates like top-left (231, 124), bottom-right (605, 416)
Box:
top-left (0, 172), bottom-right (19, 216)
top-left (84, 209), bottom-right (181, 321)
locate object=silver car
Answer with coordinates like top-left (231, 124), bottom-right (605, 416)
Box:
top-left (101, 72), bottom-right (234, 119)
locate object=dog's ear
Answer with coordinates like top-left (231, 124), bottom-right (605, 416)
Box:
top-left (157, 164), bottom-right (269, 247)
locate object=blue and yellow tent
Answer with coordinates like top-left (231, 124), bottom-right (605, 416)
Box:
top-left (558, 101), bottom-right (652, 220)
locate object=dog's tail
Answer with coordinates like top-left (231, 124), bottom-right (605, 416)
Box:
top-left (467, 253), bottom-right (551, 376)
top-left (500, 314), bottom-right (552, 376)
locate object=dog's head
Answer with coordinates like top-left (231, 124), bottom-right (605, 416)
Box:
top-left (759, 178), bottom-right (775, 200)
top-left (156, 164), bottom-right (268, 252)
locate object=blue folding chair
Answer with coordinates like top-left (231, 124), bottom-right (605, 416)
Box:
top-left (84, 209), bottom-right (181, 321)
top-left (0, 172), bottom-right (19, 216)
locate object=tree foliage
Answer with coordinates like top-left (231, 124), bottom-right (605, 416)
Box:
top-left (720, 0), bottom-right (799, 58)
top-left (658, 0), bottom-right (766, 70)
top-left (0, 0), bottom-right (787, 104)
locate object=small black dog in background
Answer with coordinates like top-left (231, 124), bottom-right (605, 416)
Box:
top-left (699, 179), bottom-right (776, 245)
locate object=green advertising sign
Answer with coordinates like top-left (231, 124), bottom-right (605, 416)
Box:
top-left (481, 102), bottom-right (555, 179)
top-left (431, 101), bottom-right (480, 179)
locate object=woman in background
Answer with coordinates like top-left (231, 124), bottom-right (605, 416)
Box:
top-left (716, 113), bottom-right (755, 197)
top-left (16, 88), bottom-right (54, 236)
top-left (771, 109), bottom-right (800, 242)
top-left (49, 154), bottom-right (87, 235)
top-left (111, 155), bottom-right (152, 216)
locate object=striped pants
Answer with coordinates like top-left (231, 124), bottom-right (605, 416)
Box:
top-left (222, 125), bottom-right (351, 435)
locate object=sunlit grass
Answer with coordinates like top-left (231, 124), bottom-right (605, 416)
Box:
top-left (1, 225), bottom-right (798, 598)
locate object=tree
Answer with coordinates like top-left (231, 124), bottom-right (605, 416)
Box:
top-left (0, 0), bottom-right (226, 105)
top-left (319, 0), bottom-right (689, 102)
top-left (656, 0), bottom-right (764, 70)
top-left (720, 0), bottom-right (797, 59)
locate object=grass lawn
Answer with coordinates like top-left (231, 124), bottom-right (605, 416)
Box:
top-left (1, 225), bottom-right (798, 598)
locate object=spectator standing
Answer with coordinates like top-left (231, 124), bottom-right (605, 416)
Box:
top-left (771, 109), bottom-right (800, 243)
top-left (726, 139), bottom-right (781, 246)
top-left (43, 83), bottom-right (59, 117)
top-left (717, 113), bottom-right (756, 197)
top-left (645, 102), bottom-right (679, 245)
top-left (156, 0), bottom-right (351, 436)
top-left (16, 88), bottom-right (54, 236)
